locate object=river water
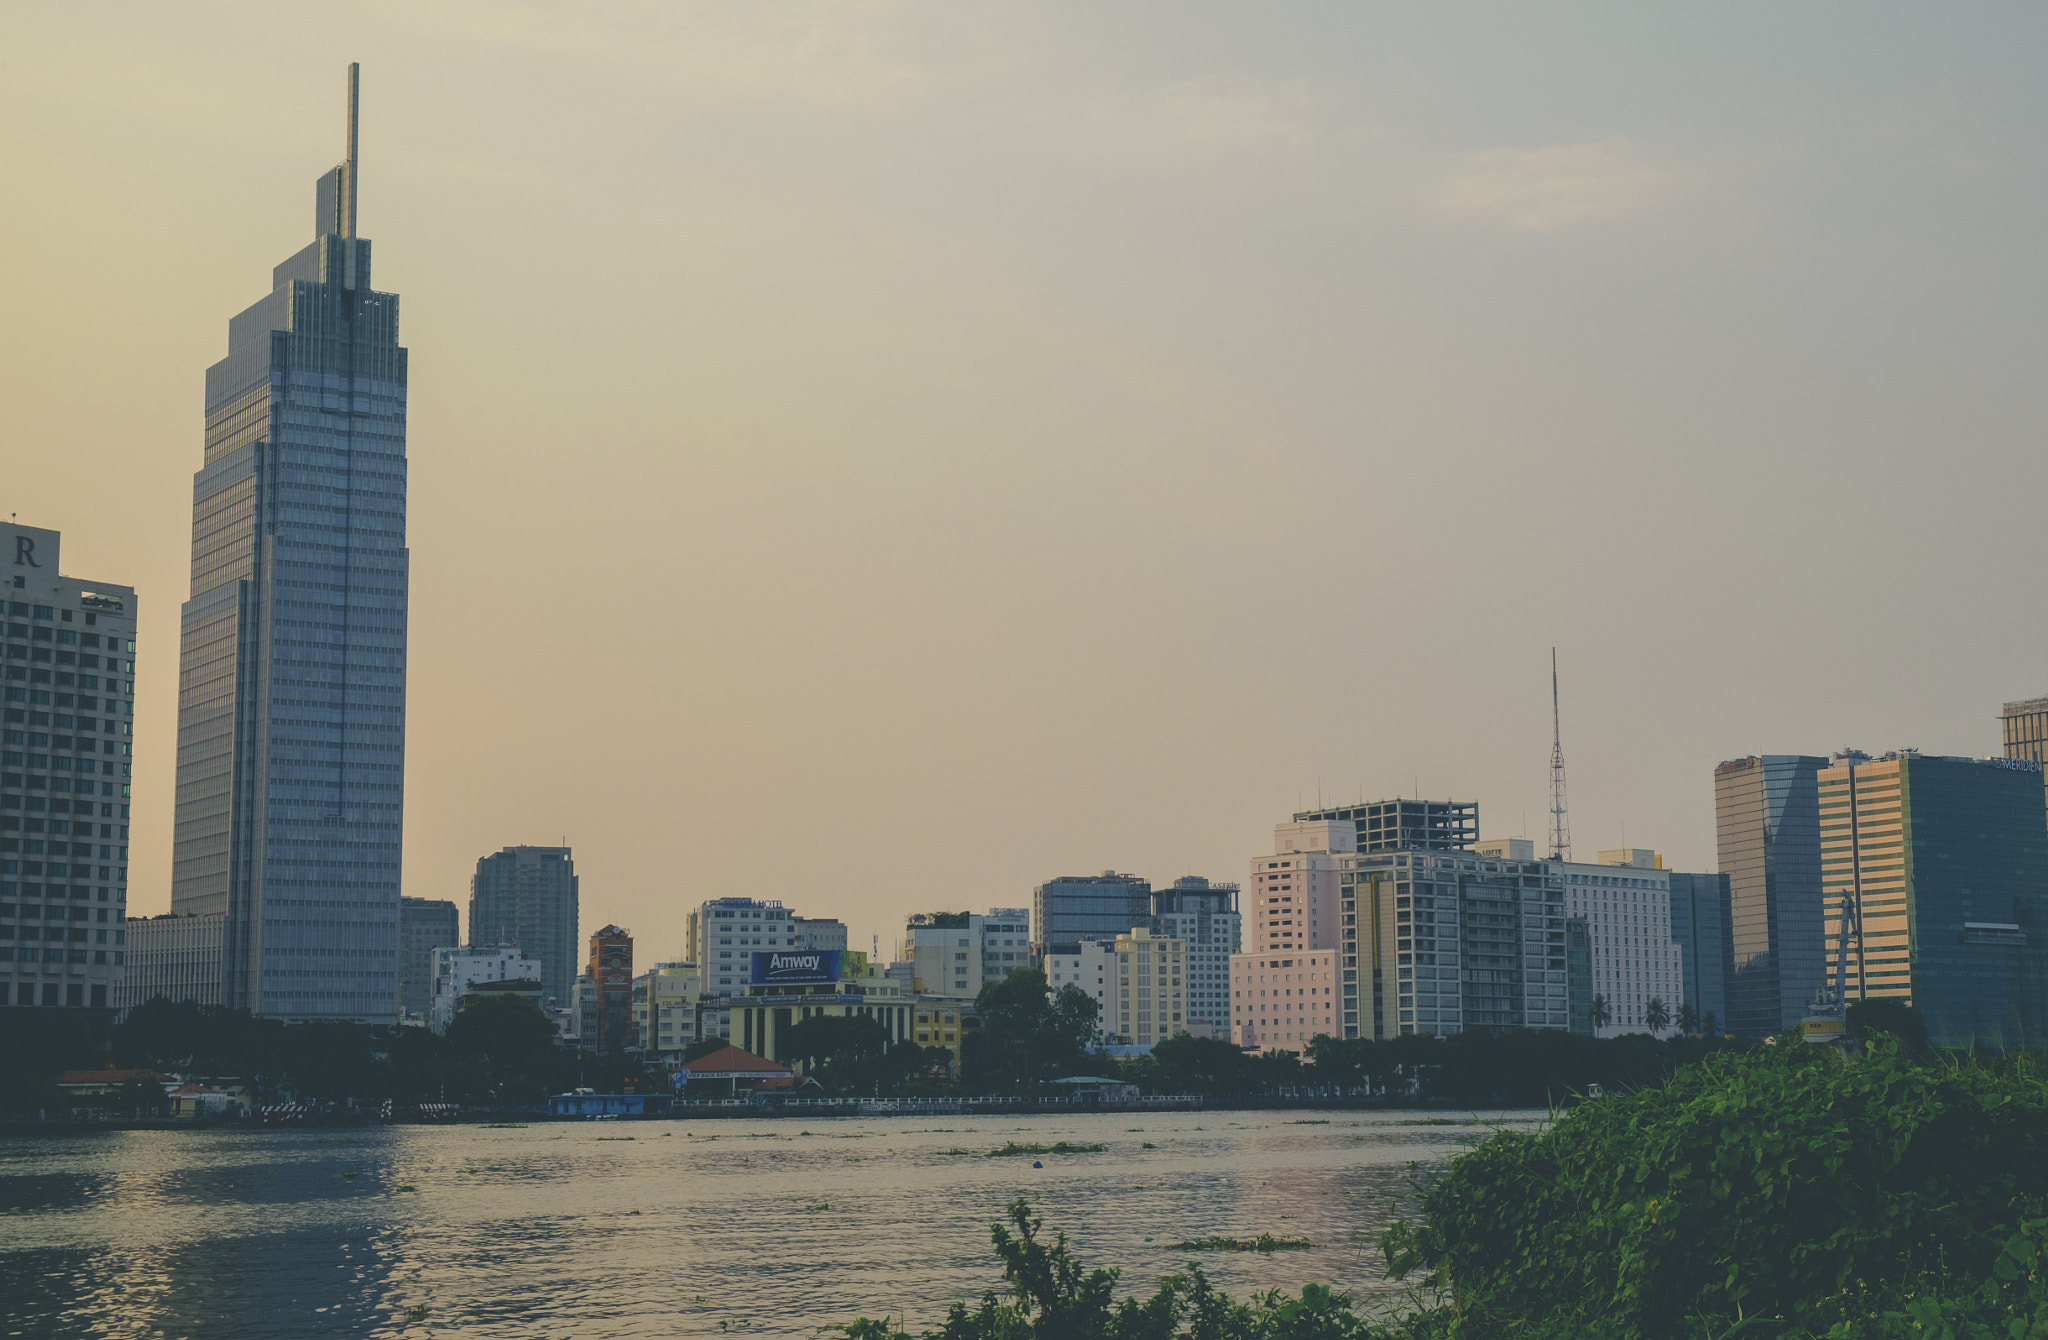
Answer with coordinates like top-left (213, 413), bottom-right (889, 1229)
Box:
top-left (0, 1108), bottom-right (1539, 1339)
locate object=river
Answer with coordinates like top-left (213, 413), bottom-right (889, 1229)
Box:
top-left (0, 1108), bottom-right (1539, 1338)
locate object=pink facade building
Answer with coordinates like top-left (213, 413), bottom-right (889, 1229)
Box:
top-left (1230, 820), bottom-right (1348, 1052)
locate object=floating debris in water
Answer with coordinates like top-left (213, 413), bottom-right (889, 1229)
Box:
top-left (1168, 1234), bottom-right (1313, 1254)
top-left (986, 1142), bottom-right (1105, 1158)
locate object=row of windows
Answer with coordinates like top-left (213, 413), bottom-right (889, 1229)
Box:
top-left (4, 602), bottom-right (126, 630)
top-left (0, 903), bottom-right (120, 921)
top-left (3, 982), bottom-right (115, 1006)
top-left (4, 623), bottom-right (119, 649)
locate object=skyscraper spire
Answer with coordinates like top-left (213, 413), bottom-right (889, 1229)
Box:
top-left (1548, 647), bottom-right (1571, 862)
top-left (344, 61), bottom-right (359, 239)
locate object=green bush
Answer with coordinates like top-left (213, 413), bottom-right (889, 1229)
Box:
top-left (1381, 1039), bottom-right (2048, 1337)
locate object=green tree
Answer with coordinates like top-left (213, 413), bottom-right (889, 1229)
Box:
top-left (962, 969), bottom-right (1099, 1093)
top-left (1644, 996), bottom-right (1671, 1034)
top-left (682, 1035), bottom-right (731, 1061)
top-left (1587, 994), bottom-right (1611, 1031)
top-left (1675, 1002), bottom-right (1699, 1036)
top-left (1702, 1010), bottom-right (1719, 1036)
top-left (445, 993), bottom-right (564, 1103)
top-left (112, 1075), bottom-right (168, 1117)
top-left (1145, 1033), bottom-right (1256, 1096)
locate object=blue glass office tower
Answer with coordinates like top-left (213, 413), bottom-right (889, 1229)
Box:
top-left (170, 65), bottom-right (408, 1022)
top-left (1714, 754), bottom-right (1826, 1038)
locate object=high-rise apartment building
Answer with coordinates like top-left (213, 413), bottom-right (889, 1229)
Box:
top-left (1339, 843), bottom-right (1568, 1039)
top-left (1667, 870), bottom-right (1730, 1031)
top-left (169, 67), bottom-right (408, 1023)
top-left (0, 521), bottom-right (136, 1019)
top-left (1032, 873), bottom-right (1149, 951)
top-left (1246, 821), bottom-right (1347, 954)
top-left (587, 925), bottom-right (634, 1052)
top-left (1101, 929), bottom-right (1187, 1049)
top-left (1715, 755), bottom-right (1827, 1038)
top-left (1150, 876), bottom-right (1239, 1032)
top-left (1817, 751), bottom-right (2048, 1047)
top-left (397, 897), bottom-right (458, 1021)
top-left (468, 846), bottom-right (577, 1009)
top-left (1231, 820), bottom-right (1350, 1048)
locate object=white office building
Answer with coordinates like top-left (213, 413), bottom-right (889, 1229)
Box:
top-left (428, 944), bottom-right (542, 1033)
top-left (902, 907), bottom-right (1031, 998)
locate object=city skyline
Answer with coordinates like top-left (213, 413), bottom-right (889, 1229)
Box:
top-left (8, 10), bottom-right (2048, 966)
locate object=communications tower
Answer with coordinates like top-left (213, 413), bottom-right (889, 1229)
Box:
top-left (1548, 648), bottom-right (1571, 862)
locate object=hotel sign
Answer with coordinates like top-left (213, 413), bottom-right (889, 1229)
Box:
top-left (751, 950), bottom-right (840, 986)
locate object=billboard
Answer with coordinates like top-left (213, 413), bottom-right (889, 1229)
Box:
top-left (750, 949), bottom-right (840, 987)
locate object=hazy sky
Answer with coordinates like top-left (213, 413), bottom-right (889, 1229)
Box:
top-left (5, 5), bottom-right (2045, 963)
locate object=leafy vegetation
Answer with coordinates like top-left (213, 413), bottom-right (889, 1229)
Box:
top-left (1124, 1028), bottom-right (1747, 1106)
top-left (986, 1141), bottom-right (1106, 1157)
top-left (842, 1200), bottom-right (1372, 1340)
top-left (961, 969), bottom-right (1102, 1093)
top-left (1379, 1038), bottom-right (2048, 1337)
top-left (774, 1013), bottom-right (956, 1095)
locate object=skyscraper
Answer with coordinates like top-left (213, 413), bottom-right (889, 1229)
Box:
top-left (1714, 754), bottom-right (1827, 1039)
top-left (1666, 869), bottom-right (1730, 1030)
top-left (468, 846), bottom-right (577, 1008)
top-left (1817, 751), bottom-right (2047, 1048)
top-left (170, 65), bottom-right (409, 1022)
top-left (0, 521), bottom-right (137, 1019)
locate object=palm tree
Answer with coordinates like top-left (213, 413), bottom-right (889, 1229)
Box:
top-left (1645, 996), bottom-right (1671, 1035)
top-left (1702, 1011), bottom-right (1720, 1037)
top-left (1676, 1002), bottom-right (1700, 1036)
top-left (1588, 994), bottom-right (1612, 1031)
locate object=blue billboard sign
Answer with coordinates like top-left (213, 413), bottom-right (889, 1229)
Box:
top-left (750, 949), bottom-right (840, 986)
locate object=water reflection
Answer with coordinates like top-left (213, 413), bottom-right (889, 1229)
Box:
top-left (0, 1110), bottom-right (1540, 1338)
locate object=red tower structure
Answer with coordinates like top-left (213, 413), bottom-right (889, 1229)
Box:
top-left (588, 925), bottom-right (634, 1053)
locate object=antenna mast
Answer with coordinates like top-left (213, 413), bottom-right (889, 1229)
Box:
top-left (344, 62), bottom-right (360, 239)
top-left (1548, 648), bottom-right (1571, 862)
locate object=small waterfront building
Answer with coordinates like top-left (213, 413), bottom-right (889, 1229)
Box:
top-left (673, 1044), bottom-right (793, 1097)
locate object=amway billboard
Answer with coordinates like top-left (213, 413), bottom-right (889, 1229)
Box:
top-left (751, 950), bottom-right (840, 987)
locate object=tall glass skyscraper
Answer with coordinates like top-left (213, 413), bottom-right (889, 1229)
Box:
top-left (170, 65), bottom-right (408, 1023)
top-left (1714, 754), bottom-right (1826, 1038)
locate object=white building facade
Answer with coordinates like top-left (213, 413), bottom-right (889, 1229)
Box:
top-left (428, 944), bottom-right (542, 1033)
top-left (902, 907), bottom-right (1031, 999)
top-left (1566, 849), bottom-right (1684, 1037)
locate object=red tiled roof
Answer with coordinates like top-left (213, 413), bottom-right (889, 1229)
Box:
top-left (678, 1044), bottom-right (790, 1076)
